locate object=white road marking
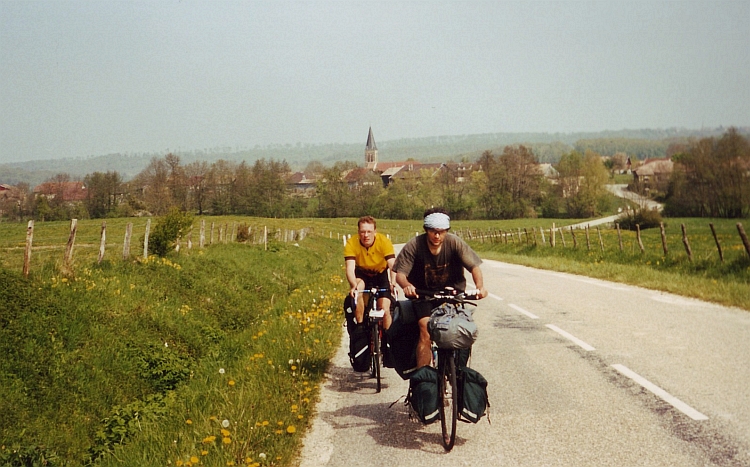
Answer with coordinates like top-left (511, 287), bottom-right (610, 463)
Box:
top-left (546, 324), bottom-right (596, 351)
top-left (612, 364), bottom-right (709, 421)
top-left (488, 293), bottom-right (503, 301)
top-left (509, 303), bottom-right (539, 319)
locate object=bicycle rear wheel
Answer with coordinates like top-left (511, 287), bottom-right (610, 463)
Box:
top-left (437, 350), bottom-right (457, 451)
top-left (370, 322), bottom-right (381, 393)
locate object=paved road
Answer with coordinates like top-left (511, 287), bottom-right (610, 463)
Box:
top-left (298, 258), bottom-right (750, 466)
top-left (606, 184), bottom-right (664, 211)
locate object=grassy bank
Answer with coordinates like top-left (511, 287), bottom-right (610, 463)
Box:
top-left (464, 217), bottom-right (750, 312)
top-left (0, 232), bottom-right (347, 466)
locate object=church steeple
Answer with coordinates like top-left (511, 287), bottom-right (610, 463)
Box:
top-left (365, 127), bottom-right (378, 169)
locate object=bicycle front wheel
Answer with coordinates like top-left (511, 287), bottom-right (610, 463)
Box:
top-left (371, 323), bottom-right (381, 393)
top-left (437, 349), bottom-right (457, 451)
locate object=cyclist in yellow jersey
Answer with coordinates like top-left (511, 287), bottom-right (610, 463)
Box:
top-left (344, 216), bottom-right (396, 329)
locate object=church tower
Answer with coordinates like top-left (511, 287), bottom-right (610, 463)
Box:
top-left (365, 127), bottom-right (378, 170)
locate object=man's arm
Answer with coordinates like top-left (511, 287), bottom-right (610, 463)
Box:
top-left (345, 258), bottom-right (360, 297)
top-left (469, 265), bottom-right (487, 299)
top-left (396, 271), bottom-right (418, 298)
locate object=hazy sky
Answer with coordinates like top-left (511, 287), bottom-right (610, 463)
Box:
top-left (2, 1), bottom-right (749, 163)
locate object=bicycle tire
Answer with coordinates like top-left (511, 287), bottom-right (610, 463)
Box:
top-left (438, 350), bottom-right (457, 451)
top-left (371, 322), bottom-right (381, 393)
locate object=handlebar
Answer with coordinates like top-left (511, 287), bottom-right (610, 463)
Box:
top-left (352, 287), bottom-right (392, 306)
top-left (415, 288), bottom-right (481, 302)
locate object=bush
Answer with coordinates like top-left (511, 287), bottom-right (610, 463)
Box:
top-left (617, 207), bottom-right (664, 231)
top-left (146, 208), bottom-right (194, 257)
top-left (236, 223), bottom-right (251, 242)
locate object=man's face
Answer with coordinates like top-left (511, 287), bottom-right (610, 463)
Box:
top-left (358, 222), bottom-right (376, 248)
top-left (425, 228), bottom-right (448, 248)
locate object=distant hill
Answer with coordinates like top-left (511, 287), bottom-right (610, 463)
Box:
top-left (1, 127), bottom-right (745, 186)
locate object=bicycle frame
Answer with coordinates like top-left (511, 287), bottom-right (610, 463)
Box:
top-left (353, 287), bottom-right (390, 393)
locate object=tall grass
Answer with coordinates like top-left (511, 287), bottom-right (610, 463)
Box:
top-left (0, 228), bottom-right (348, 466)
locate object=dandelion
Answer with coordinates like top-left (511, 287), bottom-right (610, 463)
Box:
top-left (186, 419), bottom-right (193, 425)
top-left (222, 437), bottom-right (232, 445)
top-left (228, 380), bottom-right (235, 386)
top-left (219, 368), bottom-right (225, 374)
top-left (201, 450), bottom-right (208, 456)
top-left (287, 425), bottom-right (297, 434)
top-left (221, 428), bottom-right (231, 436)
top-left (258, 453), bottom-right (266, 460)
top-left (190, 456), bottom-right (199, 464)
top-left (290, 365), bottom-right (297, 371)
top-left (262, 420), bottom-right (269, 426)
top-left (202, 435), bottom-right (216, 444)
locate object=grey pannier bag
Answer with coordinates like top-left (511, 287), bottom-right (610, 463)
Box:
top-left (427, 303), bottom-right (478, 349)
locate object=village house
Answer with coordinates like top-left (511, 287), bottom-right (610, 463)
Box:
top-left (33, 181), bottom-right (87, 202)
top-left (632, 158), bottom-right (674, 193)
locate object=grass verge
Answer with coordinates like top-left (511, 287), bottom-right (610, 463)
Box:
top-left (0, 234), bottom-right (347, 466)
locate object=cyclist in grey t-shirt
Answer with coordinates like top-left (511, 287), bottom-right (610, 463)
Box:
top-left (394, 207), bottom-right (487, 368)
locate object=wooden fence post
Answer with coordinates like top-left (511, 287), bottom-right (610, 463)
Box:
top-left (23, 220), bottom-right (34, 277)
top-left (200, 219), bottom-right (206, 248)
top-left (659, 222), bottom-right (668, 255)
top-left (738, 223), bottom-right (750, 258)
top-left (709, 223), bottom-right (723, 262)
top-left (597, 227), bottom-right (604, 252)
top-left (616, 223), bottom-right (623, 251)
top-left (143, 219), bottom-right (151, 258)
top-left (210, 222), bottom-right (215, 245)
top-left (681, 224), bottom-right (693, 262)
top-left (532, 228), bottom-right (537, 245)
top-left (636, 224), bottom-right (645, 254)
top-left (540, 227), bottom-right (546, 245)
top-left (559, 227), bottom-right (566, 248)
top-left (123, 222), bottom-right (133, 260)
top-left (64, 218), bottom-right (78, 266)
top-left (570, 226), bottom-right (577, 248)
top-left (524, 228), bottom-right (529, 245)
top-left (585, 225), bottom-right (591, 250)
top-left (98, 221), bottom-right (106, 264)
top-left (551, 223), bottom-right (556, 248)
top-left (187, 226), bottom-right (193, 250)
top-left (264, 226), bottom-right (268, 250)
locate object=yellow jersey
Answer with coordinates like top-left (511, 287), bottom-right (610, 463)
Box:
top-left (344, 233), bottom-right (395, 274)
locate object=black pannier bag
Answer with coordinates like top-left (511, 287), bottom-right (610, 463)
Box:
top-left (407, 365), bottom-right (440, 424)
top-left (457, 366), bottom-right (490, 423)
top-left (386, 300), bottom-right (420, 379)
top-left (348, 323), bottom-right (371, 372)
top-left (344, 295), bottom-right (370, 372)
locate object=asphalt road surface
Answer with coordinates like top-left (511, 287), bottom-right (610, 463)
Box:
top-left (297, 258), bottom-right (750, 467)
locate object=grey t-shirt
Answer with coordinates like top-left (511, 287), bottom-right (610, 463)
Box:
top-left (394, 233), bottom-right (482, 292)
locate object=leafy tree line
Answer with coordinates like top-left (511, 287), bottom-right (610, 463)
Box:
top-left (664, 128), bottom-right (750, 218)
top-left (1, 147), bottom-right (613, 222)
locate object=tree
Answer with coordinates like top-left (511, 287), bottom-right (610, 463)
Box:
top-left (84, 171), bottom-right (122, 218)
top-left (665, 128), bottom-right (750, 218)
top-left (316, 164), bottom-right (350, 218)
top-left (134, 157), bottom-right (172, 215)
top-left (478, 146), bottom-right (542, 219)
top-left (557, 150), bottom-right (609, 217)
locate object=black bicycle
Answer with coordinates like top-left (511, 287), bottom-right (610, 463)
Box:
top-left (354, 287), bottom-right (391, 393)
top-left (417, 288), bottom-right (479, 451)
